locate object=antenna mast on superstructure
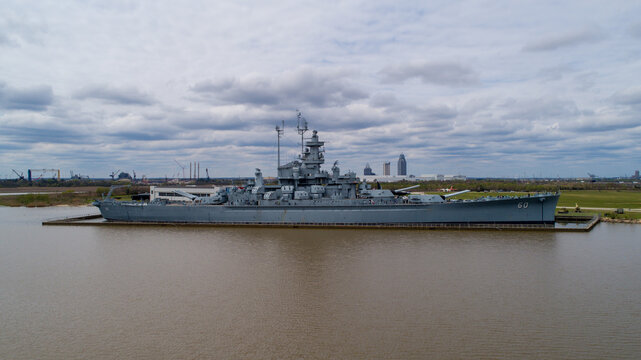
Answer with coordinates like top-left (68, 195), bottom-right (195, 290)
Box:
top-left (296, 110), bottom-right (308, 156)
top-left (275, 120), bottom-right (284, 168)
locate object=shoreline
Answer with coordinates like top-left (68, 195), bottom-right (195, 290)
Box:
top-left (601, 217), bottom-right (641, 224)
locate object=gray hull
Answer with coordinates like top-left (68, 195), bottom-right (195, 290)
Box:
top-left (96, 193), bottom-right (559, 225)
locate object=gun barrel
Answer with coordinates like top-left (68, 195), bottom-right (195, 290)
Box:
top-left (443, 190), bottom-right (470, 198)
top-left (173, 189), bottom-right (198, 200)
top-left (395, 184), bottom-right (420, 192)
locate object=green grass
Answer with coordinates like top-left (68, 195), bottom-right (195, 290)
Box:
top-left (0, 192), bottom-right (95, 207)
top-left (556, 190), bottom-right (641, 209)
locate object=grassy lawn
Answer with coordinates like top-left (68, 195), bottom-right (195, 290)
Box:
top-left (0, 191), bottom-right (133, 207)
top-left (556, 190), bottom-right (641, 209)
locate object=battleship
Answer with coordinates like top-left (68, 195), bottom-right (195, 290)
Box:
top-left (94, 113), bottom-right (560, 226)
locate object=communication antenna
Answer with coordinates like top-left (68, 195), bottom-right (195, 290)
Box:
top-left (296, 110), bottom-right (308, 155)
top-left (275, 120), bottom-right (284, 168)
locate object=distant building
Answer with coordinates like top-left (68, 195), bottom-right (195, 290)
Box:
top-left (397, 154), bottom-right (407, 176)
top-left (383, 162), bottom-right (391, 176)
top-left (362, 174), bottom-right (466, 183)
top-left (419, 174), bottom-right (467, 181)
top-left (150, 186), bottom-right (219, 202)
top-left (117, 172), bottom-right (132, 180)
top-left (634, 170), bottom-right (640, 179)
top-left (364, 163), bottom-right (375, 176)
top-left (362, 175), bottom-right (409, 183)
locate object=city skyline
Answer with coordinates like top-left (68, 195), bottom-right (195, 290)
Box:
top-left (2, 1), bottom-right (641, 179)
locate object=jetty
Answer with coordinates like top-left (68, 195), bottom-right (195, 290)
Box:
top-left (43, 214), bottom-right (600, 232)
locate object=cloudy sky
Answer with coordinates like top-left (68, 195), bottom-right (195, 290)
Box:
top-left (2, 0), bottom-right (641, 179)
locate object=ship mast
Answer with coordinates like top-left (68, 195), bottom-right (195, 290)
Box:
top-left (296, 110), bottom-right (308, 156)
top-left (275, 120), bottom-right (284, 168)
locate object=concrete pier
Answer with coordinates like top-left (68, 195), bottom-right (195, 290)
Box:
top-left (43, 214), bottom-right (600, 232)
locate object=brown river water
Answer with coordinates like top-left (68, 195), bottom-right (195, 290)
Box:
top-left (1, 206), bottom-right (640, 359)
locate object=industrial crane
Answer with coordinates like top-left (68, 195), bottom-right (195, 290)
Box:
top-left (12, 169), bottom-right (25, 180)
top-left (174, 160), bottom-right (186, 179)
top-left (109, 170), bottom-right (121, 180)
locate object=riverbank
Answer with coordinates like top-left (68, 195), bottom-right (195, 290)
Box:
top-left (0, 187), bottom-right (136, 207)
top-left (601, 217), bottom-right (641, 224)
top-left (0, 186), bottom-right (101, 194)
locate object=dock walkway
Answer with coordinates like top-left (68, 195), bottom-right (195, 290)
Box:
top-left (43, 214), bottom-right (600, 232)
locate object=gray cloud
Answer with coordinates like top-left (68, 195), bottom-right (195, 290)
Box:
top-left (2, 124), bottom-right (85, 144)
top-left (74, 85), bottom-right (155, 105)
top-left (369, 92), bottom-right (398, 108)
top-left (379, 61), bottom-right (478, 86)
top-left (0, 141), bottom-right (29, 152)
top-left (500, 98), bottom-right (580, 121)
top-left (537, 64), bottom-right (575, 82)
top-left (417, 105), bottom-right (458, 121)
top-left (105, 131), bottom-right (173, 142)
top-left (0, 82), bottom-right (53, 111)
top-left (0, 12), bottom-right (47, 47)
top-left (523, 27), bottom-right (604, 52)
top-left (191, 67), bottom-right (368, 107)
top-left (571, 115), bottom-right (641, 133)
top-left (629, 23), bottom-right (641, 39)
top-left (610, 88), bottom-right (641, 106)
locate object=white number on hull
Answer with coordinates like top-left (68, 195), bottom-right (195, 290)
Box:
top-left (517, 202), bottom-right (529, 209)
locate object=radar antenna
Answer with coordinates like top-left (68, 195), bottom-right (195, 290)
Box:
top-left (275, 120), bottom-right (284, 168)
top-left (296, 110), bottom-right (308, 155)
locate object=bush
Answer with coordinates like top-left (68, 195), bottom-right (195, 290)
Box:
top-left (17, 194), bottom-right (50, 206)
top-left (96, 187), bottom-right (109, 197)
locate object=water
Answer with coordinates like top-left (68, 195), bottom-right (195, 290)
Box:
top-left (1, 207), bottom-right (640, 359)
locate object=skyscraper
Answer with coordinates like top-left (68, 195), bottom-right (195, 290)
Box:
top-left (383, 162), bottom-right (390, 176)
top-left (397, 154), bottom-right (407, 176)
top-left (364, 163), bottom-right (375, 176)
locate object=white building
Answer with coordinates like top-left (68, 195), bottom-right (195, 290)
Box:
top-left (419, 174), bottom-right (467, 181)
top-left (150, 186), bottom-right (220, 202)
top-left (362, 175), bottom-right (411, 183)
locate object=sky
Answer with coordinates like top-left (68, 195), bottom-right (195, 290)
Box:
top-left (1, 0), bottom-right (641, 179)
